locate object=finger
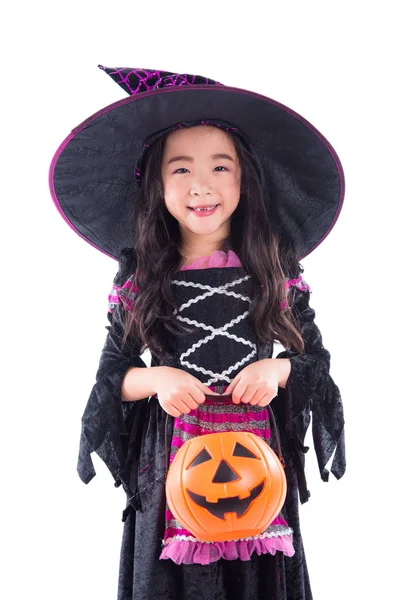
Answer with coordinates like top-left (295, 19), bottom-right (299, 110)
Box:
top-left (232, 382), bottom-right (246, 404)
top-left (167, 404), bottom-right (182, 418)
top-left (260, 384), bottom-right (279, 406)
top-left (183, 394), bottom-right (201, 411)
top-left (178, 404), bottom-right (191, 415)
top-left (231, 391), bottom-right (241, 404)
top-left (256, 393), bottom-right (272, 407)
top-left (195, 382), bottom-right (213, 399)
top-left (203, 386), bottom-right (219, 396)
top-left (177, 398), bottom-right (195, 415)
top-left (191, 386), bottom-right (207, 404)
top-left (249, 391), bottom-right (265, 405)
top-left (225, 381), bottom-right (235, 395)
top-left (240, 384), bottom-right (257, 404)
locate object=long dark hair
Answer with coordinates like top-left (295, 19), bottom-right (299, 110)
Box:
top-left (120, 125), bottom-right (305, 361)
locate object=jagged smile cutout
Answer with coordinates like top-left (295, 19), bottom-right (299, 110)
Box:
top-left (187, 481), bottom-right (265, 520)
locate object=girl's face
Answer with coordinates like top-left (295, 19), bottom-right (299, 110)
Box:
top-left (161, 125), bottom-right (241, 254)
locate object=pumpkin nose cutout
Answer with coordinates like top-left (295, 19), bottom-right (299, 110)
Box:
top-left (212, 460), bottom-right (239, 483)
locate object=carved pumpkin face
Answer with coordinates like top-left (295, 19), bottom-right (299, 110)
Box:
top-left (166, 431), bottom-right (287, 542)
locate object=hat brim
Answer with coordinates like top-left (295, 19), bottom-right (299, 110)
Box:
top-left (49, 85), bottom-right (345, 260)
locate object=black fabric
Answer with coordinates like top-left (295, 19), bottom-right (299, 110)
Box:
top-left (77, 252), bottom-right (345, 600)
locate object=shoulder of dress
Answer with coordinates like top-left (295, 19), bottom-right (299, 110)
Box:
top-left (107, 247), bottom-right (138, 314)
top-left (281, 274), bottom-right (311, 311)
top-left (108, 272), bottom-right (137, 314)
top-left (284, 274), bottom-right (312, 294)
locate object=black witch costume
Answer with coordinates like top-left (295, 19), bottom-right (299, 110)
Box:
top-left (49, 66), bottom-right (346, 600)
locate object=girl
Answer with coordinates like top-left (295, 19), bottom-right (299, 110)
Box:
top-left (49, 66), bottom-right (346, 600)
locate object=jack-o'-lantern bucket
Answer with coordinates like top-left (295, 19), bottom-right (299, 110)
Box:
top-left (166, 422), bottom-right (287, 542)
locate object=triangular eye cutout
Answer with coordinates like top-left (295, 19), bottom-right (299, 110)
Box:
top-left (232, 442), bottom-right (259, 459)
top-left (187, 448), bottom-right (212, 469)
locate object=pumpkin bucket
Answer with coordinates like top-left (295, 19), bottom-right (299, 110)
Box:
top-left (165, 405), bottom-right (287, 543)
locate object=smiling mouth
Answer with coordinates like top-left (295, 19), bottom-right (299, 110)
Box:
top-left (187, 481), bottom-right (265, 520)
top-left (188, 204), bottom-right (220, 211)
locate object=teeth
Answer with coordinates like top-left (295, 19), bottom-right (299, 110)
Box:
top-left (193, 205), bottom-right (218, 212)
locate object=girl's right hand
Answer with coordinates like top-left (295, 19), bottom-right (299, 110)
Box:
top-left (154, 367), bottom-right (219, 417)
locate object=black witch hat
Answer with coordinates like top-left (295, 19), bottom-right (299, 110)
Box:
top-left (49, 65), bottom-right (345, 260)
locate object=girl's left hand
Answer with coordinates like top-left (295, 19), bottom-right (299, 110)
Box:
top-left (224, 359), bottom-right (281, 407)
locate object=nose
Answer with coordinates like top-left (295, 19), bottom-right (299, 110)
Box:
top-left (190, 173), bottom-right (213, 195)
top-left (212, 460), bottom-right (239, 483)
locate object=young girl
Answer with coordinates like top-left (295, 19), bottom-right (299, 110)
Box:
top-left (49, 66), bottom-right (346, 600)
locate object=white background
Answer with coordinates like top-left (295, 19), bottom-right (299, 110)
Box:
top-left (2, 1), bottom-right (398, 598)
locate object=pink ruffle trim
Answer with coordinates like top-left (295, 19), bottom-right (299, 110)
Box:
top-left (180, 250), bottom-right (242, 270)
top-left (159, 534), bottom-right (295, 565)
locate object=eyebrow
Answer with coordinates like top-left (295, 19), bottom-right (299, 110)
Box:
top-left (166, 153), bottom-right (235, 165)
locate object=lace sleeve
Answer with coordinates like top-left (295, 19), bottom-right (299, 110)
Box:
top-left (77, 249), bottom-right (149, 487)
top-left (275, 277), bottom-right (346, 503)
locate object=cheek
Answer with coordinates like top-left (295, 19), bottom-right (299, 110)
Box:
top-left (164, 178), bottom-right (187, 201)
top-left (219, 174), bottom-right (241, 197)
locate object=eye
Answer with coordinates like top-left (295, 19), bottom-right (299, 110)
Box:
top-left (173, 166), bottom-right (228, 174)
top-left (232, 442), bottom-right (259, 459)
top-left (187, 448), bottom-right (212, 469)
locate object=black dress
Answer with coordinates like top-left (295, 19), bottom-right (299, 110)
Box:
top-left (77, 248), bottom-right (346, 600)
